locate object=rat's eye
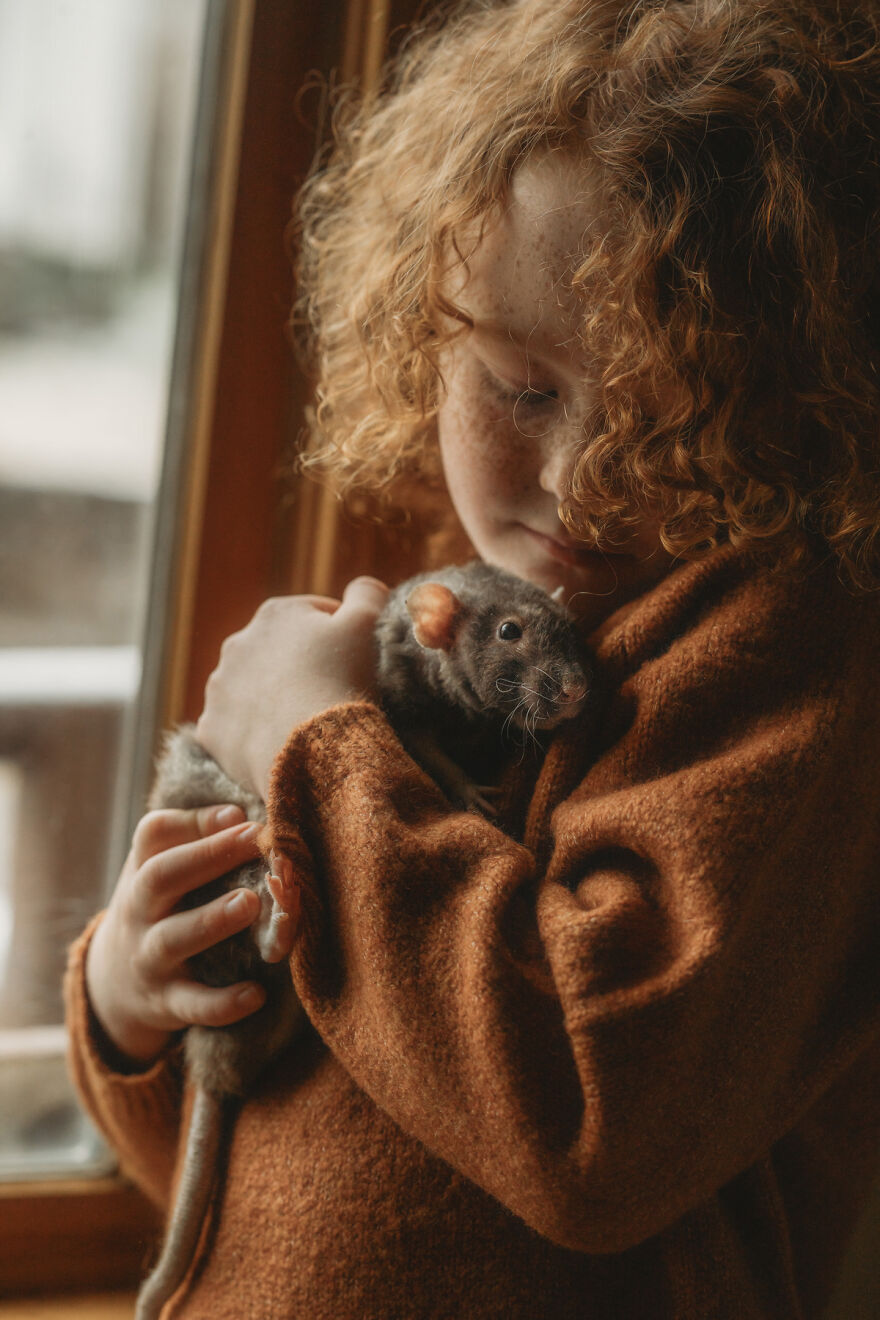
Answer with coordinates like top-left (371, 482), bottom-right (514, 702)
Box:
top-left (498, 621), bottom-right (522, 641)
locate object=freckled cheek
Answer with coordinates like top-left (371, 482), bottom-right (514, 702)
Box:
top-left (439, 401), bottom-right (537, 510)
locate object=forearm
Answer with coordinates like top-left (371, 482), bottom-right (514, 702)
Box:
top-left (264, 554), bottom-right (880, 1251)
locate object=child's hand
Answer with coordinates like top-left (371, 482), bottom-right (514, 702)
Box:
top-left (196, 576), bottom-right (389, 801)
top-left (85, 805), bottom-right (268, 1066)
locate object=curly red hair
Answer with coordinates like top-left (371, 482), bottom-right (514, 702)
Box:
top-left (294, 0), bottom-right (880, 586)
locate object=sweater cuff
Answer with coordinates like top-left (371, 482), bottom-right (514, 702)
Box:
top-left (267, 699), bottom-right (419, 812)
top-left (64, 913), bottom-right (183, 1125)
top-left (263, 700), bottom-right (439, 982)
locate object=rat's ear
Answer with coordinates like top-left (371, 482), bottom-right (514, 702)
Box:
top-left (406, 582), bottom-right (462, 651)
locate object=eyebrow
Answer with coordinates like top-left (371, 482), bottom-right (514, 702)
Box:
top-left (471, 319), bottom-right (553, 360)
top-left (470, 318), bottom-right (582, 380)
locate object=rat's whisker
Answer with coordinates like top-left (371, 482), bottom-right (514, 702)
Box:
top-left (535, 665), bottom-right (563, 699)
top-left (522, 702), bottom-right (540, 751)
top-left (501, 698), bottom-right (528, 744)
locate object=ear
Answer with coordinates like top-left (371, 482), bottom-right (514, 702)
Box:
top-left (406, 582), bottom-right (462, 651)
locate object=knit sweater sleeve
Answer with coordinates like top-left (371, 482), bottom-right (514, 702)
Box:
top-left (265, 548), bottom-right (880, 1254)
top-left (64, 913), bottom-right (184, 1208)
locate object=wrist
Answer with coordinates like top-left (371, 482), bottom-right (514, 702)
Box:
top-left (91, 1008), bottom-right (172, 1073)
top-left (85, 924), bottom-right (171, 1069)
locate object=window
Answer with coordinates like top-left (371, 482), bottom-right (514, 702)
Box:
top-left (0, 0), bottom-right (209, 1180)
top-left (0, 0), bottom-right (426, 1300)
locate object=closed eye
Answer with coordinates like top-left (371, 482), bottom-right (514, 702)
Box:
top-left (497, 383), bottom-right (559, 411)
top-left (478, 361), bottom-right (559, 411)
top-left (514, 387), bottom-right (558, 409)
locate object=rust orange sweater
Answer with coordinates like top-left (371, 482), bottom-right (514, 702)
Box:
top-left (66, 545), bottom-right (880, 1318)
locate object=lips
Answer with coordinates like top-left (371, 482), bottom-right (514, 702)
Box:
top-left (522, 525), bottom-right (612, 567)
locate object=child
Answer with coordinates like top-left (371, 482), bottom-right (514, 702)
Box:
top-left (68, 1), bottom-right (880, 1316)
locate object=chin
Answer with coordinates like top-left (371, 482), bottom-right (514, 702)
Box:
top-left (528, 554), bottom-right (664, 632)
top-left (516, 544), bottom-right (619, 598)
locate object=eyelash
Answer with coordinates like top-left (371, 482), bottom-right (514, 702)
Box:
top-left (497, 384), bottom-right (559, 410)
top-left (480, 366), bottom-right (559, 412)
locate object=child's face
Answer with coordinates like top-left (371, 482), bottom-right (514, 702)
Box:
top-left (437, 154), bottom-right (671, 626)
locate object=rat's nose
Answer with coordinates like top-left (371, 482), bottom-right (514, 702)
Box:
top-left (560, 676), bottom-right (588, 704)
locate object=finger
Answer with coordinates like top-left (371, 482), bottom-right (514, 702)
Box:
top-left (146, 886), bottom-right (262, 968)
top-left (132, 804), bottom-right (247, 867)
top-left (255, 593), bottom-right (340, 619)
top-left (163, 978), bottom-right (267, 1029)
top-left (137, 822), bottom-right (262, 919)
top-left (337, 576), bottom-right (389, 623)
top-left (300, 594), bottom-right (342, 615)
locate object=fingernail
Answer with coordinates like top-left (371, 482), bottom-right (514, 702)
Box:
top-left (214, 805), bottom-right (244, 828)
top-left (226, 889), bottom-right (254, 916)
top-left (235, 822), bottom-right (260, 842)
top-left (236, 984), bottom-right (264, 1009)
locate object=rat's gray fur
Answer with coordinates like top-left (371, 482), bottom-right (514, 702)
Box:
top-left (135, 732), bottom-right (303, 1320)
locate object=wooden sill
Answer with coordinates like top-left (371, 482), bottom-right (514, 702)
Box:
top-left (0, 1292), bottom-right (136, 1318)
top-left (0, 1177), bottom-right (159, 1298)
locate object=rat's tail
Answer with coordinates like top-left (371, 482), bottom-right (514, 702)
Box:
top-left (135, 1086), bottom-right (223, 1320)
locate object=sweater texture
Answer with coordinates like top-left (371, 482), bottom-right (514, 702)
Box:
top-left (66, 544), bottom-right (880, 1318)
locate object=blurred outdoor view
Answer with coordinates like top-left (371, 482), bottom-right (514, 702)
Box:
top-left (0, 0), bottom-right (209, 1177)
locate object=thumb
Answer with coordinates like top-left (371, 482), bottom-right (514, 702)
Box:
top-left (339, 575), bottom-right (390, 621)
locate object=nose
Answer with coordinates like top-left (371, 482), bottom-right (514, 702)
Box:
top-left (537, 419), bottom-right (578, 503)
top-left (558, 661), bottom-right (589, 704)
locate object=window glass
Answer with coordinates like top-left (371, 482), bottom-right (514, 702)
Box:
top-left (0, 0), bottom-right (209, 1179)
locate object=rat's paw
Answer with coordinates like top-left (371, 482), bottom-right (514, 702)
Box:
top-left (265, 850), bottom-right (297, 910)
top-left (461, 784), bottom-right (502, 817)
top-left (254, 901), bottom-right (293, 963)
top-left (253, 855), bottom-right (299, 963)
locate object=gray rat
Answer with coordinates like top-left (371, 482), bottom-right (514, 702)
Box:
top-left (375, 560), bottom-right (593, 812)
top-left (136, 561), bottom-right (593, 1319)
top-left (135, 737), bottom-right (303, 1320)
